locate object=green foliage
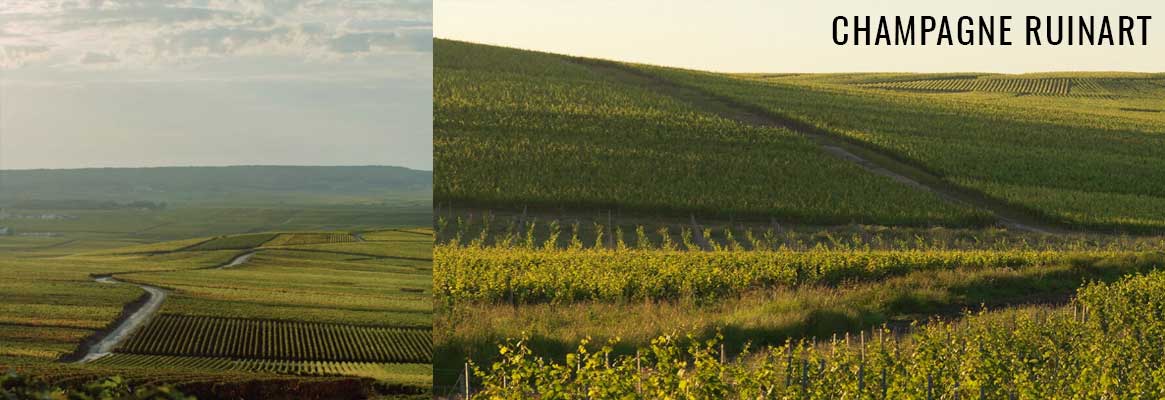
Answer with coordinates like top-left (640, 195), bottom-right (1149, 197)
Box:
top-left (434, 39), bottom-right (987, 227)
top-left (91, 355), bottom-right (431, 385)
top-left (2, 226), bottom-right (433, 393)
top-left (0, 371), bottom-right (192, 400)
top-left (187, 233), bottom-right (278, 251)
top-left (639, 65), bottom-right (1165, 232)
top-left (470, 268), bottom-right (1165, 398)
top-left (117, 315), bottom-right (431, 363)
top-left (263, 232), bottom-right (358, 247)
top-left (436, 244), bottom-right (1076, 304)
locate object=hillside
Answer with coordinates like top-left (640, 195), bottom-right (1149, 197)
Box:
top-left (434, 39), bottom-right (987, 227)
top-left (0, 165), bottom-right (432, 206)
top-left (640, 67), bottom-right (1165, 233)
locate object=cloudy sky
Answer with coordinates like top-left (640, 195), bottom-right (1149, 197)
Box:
top-left (1, 0), bottom-right (432, 170)
top-left (436, 0), bottom-right (1163, 73)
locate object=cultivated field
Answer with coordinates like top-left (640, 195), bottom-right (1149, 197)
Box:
top-left (2, 167), bottom-right (434, 400)
top-left (646, 68), bottom-right (1165, 232)
top-left (435, 40), bottom-right (988, 227)
top-left (433, 39), bottom-right (1165, 398)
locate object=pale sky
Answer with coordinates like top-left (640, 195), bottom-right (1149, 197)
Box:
top-left (435, 0), bottom-right (1164, 73)
top-left (0, 0), bottom-right (432, 170)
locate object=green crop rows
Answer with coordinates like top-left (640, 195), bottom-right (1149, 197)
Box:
top-left (435, 244), bottom-right (1080, 303)
top-left (434, 39), bottom-right (988, 227)
top-left (472, 268), bottom-right (1165, 398)
top-left (187, 233), bottom-right (278, 251)
top-left (638, 65), bottom-right (1165, 232)
top-left (91, 354), bottom-right (431, 383)
top-left (264, 232), bottom-right (358, 246)
top-left (862, 77), bottom-right (1072, 95)
top-left (117, 315), bottom-right (431, 363)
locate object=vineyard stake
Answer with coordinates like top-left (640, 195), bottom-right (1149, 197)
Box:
top-left (858, 362), bottom-right (865, 395)
top-left (880, 367), bottom-right (887, 400)
top-left (801, 357), bottom-right (808, 397)
top-left (464, 362), bottom-right (470, 398)
top-left (636, 351), bottom-right (642, 395)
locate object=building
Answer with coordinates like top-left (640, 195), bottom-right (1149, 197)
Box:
top-left (0, 227), bottom-right (10, 236)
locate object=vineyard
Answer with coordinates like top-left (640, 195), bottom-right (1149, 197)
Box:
top-left (861, 77), bottom-right (1074, 95)
top-left (117, 314), bottom-right (431, 363)
top-left (436, 245), bottom-right (1077, 303)
top-left (91, 354), bottom-right (431, 383)
top-left (436, 213), bottom-right (1165, 253)
top-left (187, 233), bottom-right (279, 251)
top-left (431, 39), bottom-right (1165, 396)
top-left (434, 39), bottom-right (988, 227)
top-left (636, 64), bottom-right (1165, 232)
top-left (263, 232), bottom-right (359, 247)
top-left (470, 269), bottom-right (1165, 399)
top-left (1, 224), bottom-right (434, 397)
top-left (855, 76), bottom-right (1165, 99)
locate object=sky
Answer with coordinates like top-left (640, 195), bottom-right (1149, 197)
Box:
top-left (435, 0), bottom-right (1164, 73)
top-left (0, 0), bottom-right (432, 170)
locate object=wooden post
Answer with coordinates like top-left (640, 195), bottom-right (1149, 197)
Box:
top-left (464, 362), bottom-right (470, 398)
top-left (857, 362), bottom-right (864, 395)
top-left (880, 368), bottom-right (887, 400)
top-left (636, 351), bottom-right (642, 395)
top-left (801, 357), bottom-right (808, 396)
top-left (607, 210), bottom-right (614, 249)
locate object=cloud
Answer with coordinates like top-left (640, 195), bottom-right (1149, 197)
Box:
top-left (80, 51), bottom-right (117, 64)
top-left (0, 0), bottom-right (432, 69)
top-left (1, 44), bottom-right (52, 67)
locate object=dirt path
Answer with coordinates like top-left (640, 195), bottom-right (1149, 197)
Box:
top-left (77, 251), bottom-right (256, 362)
top-left (217, 251), bottom-right (256, 269)
top-left (77, 277), bottom-right (167, 362)
top-left (578, 60), bottom-right (1063, 235)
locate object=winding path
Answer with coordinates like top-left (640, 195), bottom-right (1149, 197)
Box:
top-left (77, 251), bottom-right (256, 362)
top-left (218, 251), bottom-right (256, 269)
top-left (78, 277), bottom-right (167, 362)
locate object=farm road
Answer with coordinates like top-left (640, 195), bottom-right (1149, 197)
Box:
top-left (78, 250), bottom-right (256, 362)
top-left (578, 59), bottom-right (1062, 234)
top-left (78, 277), bottom-right (167, 362)
top-left (217, 251), bottom-right (256, 269)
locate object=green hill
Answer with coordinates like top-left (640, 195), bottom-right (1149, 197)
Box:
top-left (0, 165), bottom-right (432, 206)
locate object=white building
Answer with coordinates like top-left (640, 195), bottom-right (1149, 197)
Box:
top-left (0, 227), bottom-right (10, 236)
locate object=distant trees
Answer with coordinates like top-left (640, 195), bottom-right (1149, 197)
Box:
top-left (10, 199), bottom-right (166, 210)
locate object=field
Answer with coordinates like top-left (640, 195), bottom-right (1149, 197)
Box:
top-left (432, 39), bottom-right (1165, 398)
top-left (435, 40), bottom-right (988, 227)
top-left (0, 167), bottom-right (433, 399)
top-left (475, 269), bottom-right (1165, 398)
top-left (642, 68), bottom-right (1165, 232)
top-left (0, 224), bottom-right (433, 398)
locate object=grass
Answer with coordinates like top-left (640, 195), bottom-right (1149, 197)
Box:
top-left (187, 233), bottom-right (278, 250)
